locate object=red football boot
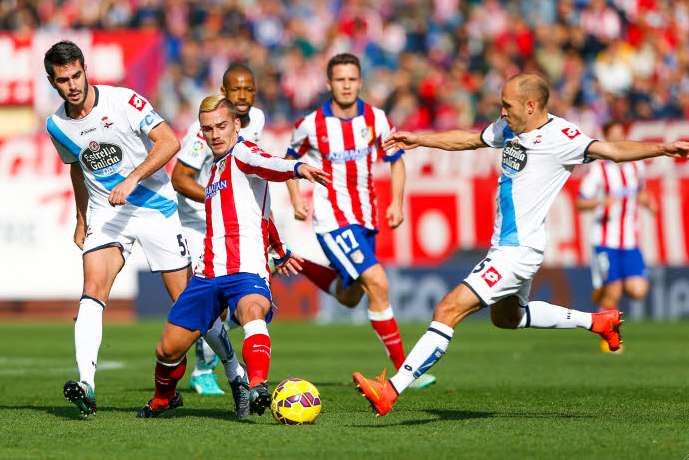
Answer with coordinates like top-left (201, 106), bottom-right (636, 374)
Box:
top-left (591, 309), bottom-right (624, 352)
top-left (352, 369), bottom-right (398, 417)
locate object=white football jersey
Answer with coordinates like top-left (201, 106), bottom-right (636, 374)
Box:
top-left (176, 106), bottom-right (265, 226)
top-left (46, 85), bottom-right (177, 217)
top-left (481, 114), bottom-right (596, 251)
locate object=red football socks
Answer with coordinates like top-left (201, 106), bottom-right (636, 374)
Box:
top-left (242, 333), bottom-right (271, 388)
top-left (152, 356), bottom-right (187, 409)
top-left (370, 317), bottom-right (406, 370)
top-left (300, 259), bottom-right (338, 293)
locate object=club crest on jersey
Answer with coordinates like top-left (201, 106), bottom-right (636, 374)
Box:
top-left (81, 142), bottom-right (123, 176)
top-left (101, 116), bottom-right (113, 129)
top-left (361, 126), bottom-right (373, 143)
top-left (501, 139), bottom-right (527, 175)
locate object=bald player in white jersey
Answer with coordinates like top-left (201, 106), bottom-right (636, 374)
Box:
top-left (44, 41), bottom-right (188, 417)
top-left (353, 73), bottom-right (689, 417)
top-left (171, 63), bottom-right (265, 403)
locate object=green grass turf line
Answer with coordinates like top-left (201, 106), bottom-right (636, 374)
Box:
top-left (0, 321), bottom-right (688, 459)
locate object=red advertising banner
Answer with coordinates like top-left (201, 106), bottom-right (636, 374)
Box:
top-left (0, 30), bottom-right (163, 108)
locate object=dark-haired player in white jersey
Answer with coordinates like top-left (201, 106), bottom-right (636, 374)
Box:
top-left (44, 41), bottom-right (188, 417)
top-left (353, 73), bottom-right (689, 416)
top-left (172, 63), bottom-right (264, 404)
top-left (286, 53), bottom-right (435, 389)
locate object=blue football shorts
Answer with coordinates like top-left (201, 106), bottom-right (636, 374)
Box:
top-left (590, 246), bottom-right (646, 289)
top-left (316, 224), bottom-right (379, 288)
top-left (167, 272), bottom-right (274, 335)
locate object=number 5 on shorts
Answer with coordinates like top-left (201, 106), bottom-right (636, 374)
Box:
top-left (176, 234), bottom-right (188, 257)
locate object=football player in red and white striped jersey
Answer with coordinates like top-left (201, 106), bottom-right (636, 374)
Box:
top-left (285, 53), bottom-right (435, 389)
top-left (139, 96), bottom-right (329, 418)
top-left (577, 121), bottom-right (656, 351)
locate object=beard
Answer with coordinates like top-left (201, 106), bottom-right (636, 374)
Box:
top-left (59, 77), bottom-right (89, 106)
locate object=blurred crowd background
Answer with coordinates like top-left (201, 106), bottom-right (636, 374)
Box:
top-left (2, 0), bottom-right (689, 134)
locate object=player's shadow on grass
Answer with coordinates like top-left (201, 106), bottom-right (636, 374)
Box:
top-left (349, 409), bottom-right (492, 427)
top-left (0, 405), bottom-right (255, 423)
top-left (351, 408), bottom-right (594, 427)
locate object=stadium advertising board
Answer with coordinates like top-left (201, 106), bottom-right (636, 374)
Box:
top-left (0, 31), bottom-right (163, 110)
top-left (1, 123), bottom-right (688, 302)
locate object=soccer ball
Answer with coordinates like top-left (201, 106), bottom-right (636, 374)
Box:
top-left (270, 378), bottom-right (321, 425)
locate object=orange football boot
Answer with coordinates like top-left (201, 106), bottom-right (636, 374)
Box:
top-left (590, 309), bottom-right (624, 352)
top-left (352, 369), bottom-right (398, 417)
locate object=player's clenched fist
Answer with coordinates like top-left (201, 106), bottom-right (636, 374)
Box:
top-left (73, 222), bottom-right (86, 249)
top-left (291, 197), bottom-right (310, 221)
top-left (275, 253), bottom-right (303, 276)
top-left (383, 131), bottom-right (421, 151)
top-left (108, 176), bottom-right (138, 206)
top-left (297, 164), bottom-right (330, 186)
top-left (665, 140), bottom-right (689, 158)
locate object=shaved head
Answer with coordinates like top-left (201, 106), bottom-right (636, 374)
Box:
top-left (500, 73), bottom-right (551, 133)
top-left (506, 73), bottom-right (550, 109)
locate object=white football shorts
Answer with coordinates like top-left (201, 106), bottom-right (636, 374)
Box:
top-left (181, 221), bottom-right (205, 271)
top-left (82, 207), bottom-right (191, 272)
top-left (463, 245), bottom-right (544, 306)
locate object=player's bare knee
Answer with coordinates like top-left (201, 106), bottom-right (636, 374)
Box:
top-left (81, 281), bottom-right (108, 305)
top-left (155, 341), bottom-right (183, 363)
top-left (625, 280), bottom-right (649, 300)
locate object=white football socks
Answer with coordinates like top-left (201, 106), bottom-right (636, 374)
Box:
top-left (74, 296), bottom-right (104, 389)
top-left (518, 301), bottom-right (592, 329)
top-left (204, 318), bottom-right (245, 381)
top-left (389, 321), bottom-right (454, 394)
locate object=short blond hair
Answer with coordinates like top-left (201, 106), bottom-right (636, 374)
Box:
top-left (198, 95), bottom-right (236, 117)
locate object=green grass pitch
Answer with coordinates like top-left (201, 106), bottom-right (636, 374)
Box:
top-left (0, 320), bottom-right (688, 459)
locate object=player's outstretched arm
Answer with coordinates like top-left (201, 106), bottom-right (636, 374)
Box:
top-left (70, 163), bottom-right (89, 249)
top-left (171, 161), bottom-right (204, 203)
top-left (234, 145), bottom-right (328, 184)
top-left (108, 122), bottom-right (180, 206)
top-left (587, 140), bottom-right (689, 163)
top-left (382, 129), bottom-right (485, 152)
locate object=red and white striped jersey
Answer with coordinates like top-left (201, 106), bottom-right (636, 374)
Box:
top-left (196, 138), bottom-right (299, 279)
top-left (579, 160), bottom-right (645, 249)
top-left (286, 98), bottom-right (403, 234)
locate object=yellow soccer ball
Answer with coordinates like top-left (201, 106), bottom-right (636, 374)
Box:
top-left (271, 378), bottom-right (321, 425)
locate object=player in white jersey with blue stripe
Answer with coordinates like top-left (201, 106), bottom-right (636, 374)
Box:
top-left (171, 63), bottom-right (264, 405)
top-left (353, 73), bottom-right (689, 416)
top-left (44, 41), bottom-right (191, 417)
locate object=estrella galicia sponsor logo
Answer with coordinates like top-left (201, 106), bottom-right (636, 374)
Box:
top-left (80, 142), bottom-right (123, 176)
top-left (205, 180), bottom-right (227, 199)
top-left (327, 146), bottom-right (373, 162)
top-left (80, 127), bottom-right (96, 136)
top-left (501, 139), bottom-right (527, 175)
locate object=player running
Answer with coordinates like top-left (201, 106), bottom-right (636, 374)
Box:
top-left (44, 41), bottom-right (190, 417)
top-left (286, 53), bottom-right (434, 389)
top-left (138, 96), bottom-right (329, 418)
top-left (353, 73), bottom-right (689, 416)
top-left (576, 120), bottom-right (656, 352)
top-left (172, 63), bottom-right (264, 398)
